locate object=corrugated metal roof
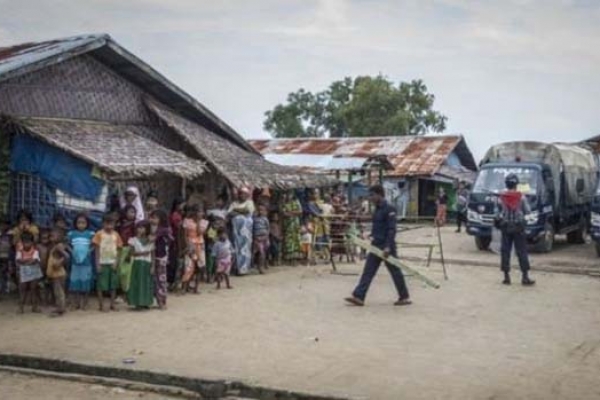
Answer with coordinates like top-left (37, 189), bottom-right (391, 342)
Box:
top-left (250, 136), bottom-right (477, 177)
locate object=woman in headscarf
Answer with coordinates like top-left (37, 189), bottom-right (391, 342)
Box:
top-left (228, 187), bottom-right (255, 275)
top-left (120, 186), bottom-right (145, 223)
top-left (282, 191), bottom-right (302, 262)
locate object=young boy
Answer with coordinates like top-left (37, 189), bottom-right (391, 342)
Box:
top-left (15, 231), bottom-right (43, 313)
top-left (93, 214), bottom-right (123, 311)
top-left (300, 224), bottom-right (313, 265)
top-left (37, 228), bottom-right (52, 305)
top-left (253, 204), bottom-right (270, 274)
top-left (46, 237), bottom-right (69, 316)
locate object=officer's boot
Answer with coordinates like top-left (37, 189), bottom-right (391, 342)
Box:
top-left (502, 271), bottom-right (511, 285)
top-left (521, 271), bottom-right (536, 286)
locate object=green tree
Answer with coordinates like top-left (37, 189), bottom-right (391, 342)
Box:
top-left (264, 75), bottom-right (447, 138)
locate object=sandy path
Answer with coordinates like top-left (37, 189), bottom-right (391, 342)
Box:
top-left (0, 262), bottom-right (599, 399)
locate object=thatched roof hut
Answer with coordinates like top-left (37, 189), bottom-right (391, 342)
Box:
top-left (0, 34), bottom-right (330, 224)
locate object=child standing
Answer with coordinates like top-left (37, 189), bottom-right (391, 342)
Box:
top-left (252, 204), bottom-right (270, 274)
top-left (127, 221), bottom-right (155, 309)
top-left (0, 217), bottom-right (12, 298)
top-left (93, 214), bottom-right (123, 312)
top-left (150, 210), bottom-right (172, 310)
top-left (205, 212), bottom-right (225, 284)
top-left (15, 231), bottom-right (43, 313)
top-left (37, 228), bottom-right (51, 305)
top-left (181, 205), bottom-right (208, 294)
top-left (46, 241), bottom-right (69, 316)
top-left (118, 205), bottom-right (137, 293)
top-left (268, 213), bottom-right (282, 267)
top-left (68, 214), bottom-right (95, 310)
top-left (300, 224), bottom-right (313, 265)
top-left (212, 228), bottom-right (233, 290)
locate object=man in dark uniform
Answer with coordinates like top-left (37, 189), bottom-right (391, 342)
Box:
top-left (345, 185), bottom-right (411, 307)
top-left (495, 174), bottom-right (536, 286)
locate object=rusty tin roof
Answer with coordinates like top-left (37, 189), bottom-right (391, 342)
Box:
top-left (250, 136), bottom-right (477, 177)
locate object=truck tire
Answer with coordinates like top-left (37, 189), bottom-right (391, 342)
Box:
top-left (596, 242), bottom-right (600, 257)
top-left (475, 236), bottom-right (491, 251)
top-left (566, 229), bottom-right (586, 244)
top-left (535, 223), bottom-right (554, 253)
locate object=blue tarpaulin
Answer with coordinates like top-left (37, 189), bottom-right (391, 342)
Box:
top-left (9, 134), bottom-right (104, 201)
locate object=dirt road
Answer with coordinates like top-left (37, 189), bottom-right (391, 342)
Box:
top-left (0, 260), bottom-right (599, 399)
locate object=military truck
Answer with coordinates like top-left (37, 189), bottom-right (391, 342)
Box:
top-left (466, 141), bottom-right (598, 252)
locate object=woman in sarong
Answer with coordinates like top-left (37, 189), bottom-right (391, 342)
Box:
top-left (228, 188), bottom-right (255, 275)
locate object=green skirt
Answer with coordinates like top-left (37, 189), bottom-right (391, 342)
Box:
top-left (118, 248), bottom-right (133, 292)
top-left (127, 259), bottom-right (154, 307)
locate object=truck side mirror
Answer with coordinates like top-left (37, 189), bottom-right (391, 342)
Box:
top-left (576, 179), bottom-right (585, 194)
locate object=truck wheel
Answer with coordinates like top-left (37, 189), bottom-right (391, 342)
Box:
top-left (596, 242), bottom-right (600, 257)
top-left (535, 223), bottom-right (554, 253)
top-left (475, 236), bottom-right (491, 251)
top-left (567, 229), bottom-right (585, 244)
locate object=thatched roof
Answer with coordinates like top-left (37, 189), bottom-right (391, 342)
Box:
top-left (0, 34), bottom-right (255, 153)
top-left (7, 117), bottom-right (206, 180)
top-left (145, 100), bottom-right (335, 189)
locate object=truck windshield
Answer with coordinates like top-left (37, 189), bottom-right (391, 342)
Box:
top-left (473, 167), bottom-right (539, 195)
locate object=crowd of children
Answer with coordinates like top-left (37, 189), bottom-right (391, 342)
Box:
top-left (0, 185), bottom-right (366, 317)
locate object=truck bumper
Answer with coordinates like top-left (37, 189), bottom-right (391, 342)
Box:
top-left (466, 224), bottom-right (492, 237)
top-left (591, 226), bottom-right (600, 241)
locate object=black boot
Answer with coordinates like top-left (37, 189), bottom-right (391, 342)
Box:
top-left (502, 271), bottom-right (511, 285)
top-left (522, 272), bottom-right (536, 286)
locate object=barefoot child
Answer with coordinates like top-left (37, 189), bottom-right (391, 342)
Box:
top-left (0, 217), bottom-right (12, 298)
top-left (252, 204), bottom-right (270, 274)
top-left (150, 210), bottom-right (172, 310)
top-left (181, 205), bottom-right (208, 294)
top-left (93, 214), bottom-right (123, 312)
top-left (300, 224), bottom-right (313, 265)
top-left (15, 231), bottom-right (43, 313)
top-left (213, 228), bottom-right (233, 289)
top-left (67, 214), bottom-right (94, 310)
top-left (46, 241), bottom-right (69, 316)
top-left (127, 221), bottom-right (155, 309)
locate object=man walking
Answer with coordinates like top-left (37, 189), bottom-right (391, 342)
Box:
top-left (345, 185), bottom-right (411, 307)
top-left (495, 174), bottom-right (536, 286)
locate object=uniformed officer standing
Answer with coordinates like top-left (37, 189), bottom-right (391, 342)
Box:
top-left (495, 174), bottom-right (536, 286)
top-left (345, 185), bottom-right (412, 307)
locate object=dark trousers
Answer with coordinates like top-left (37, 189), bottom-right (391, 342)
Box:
top-left (501, 231), bottom-right (530, 272)
top-left (456, 210), bottom-right (466, 230)
top-left (352, 250), bottom-right (410, 301)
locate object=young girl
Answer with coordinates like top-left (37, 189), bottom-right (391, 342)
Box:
top-left (15, 231), bottom-right (43, 313)
top-left (252, 204), bottom-right (270, 274)
top-left (93, 214), bottom-right (123, 312)
top-left (127, 221), bottom-right (155, 309)
top-left (68, 214), bottom-right (95, 310)
top-left (150, 210), bottom-right (172, 310)
top-left (181, 205), bottom-right (208, 294)
top-left (268, 212), bottom-right (282, 267)
top-left (212, 227), bottom-right (233, 290)
top-left (118, 205), bottom-right (137, 293)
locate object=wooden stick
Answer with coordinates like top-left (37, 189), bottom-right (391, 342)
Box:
top-left (350, 236), bottom-right (441, 289)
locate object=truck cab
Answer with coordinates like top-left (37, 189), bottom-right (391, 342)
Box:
top-left (591, 178), bottom-right (600, 256)
top-left (467, 163), bottom-right (554, 251)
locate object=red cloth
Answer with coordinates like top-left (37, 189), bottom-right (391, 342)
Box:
top-left (500, 191), bottom-right (522, 211)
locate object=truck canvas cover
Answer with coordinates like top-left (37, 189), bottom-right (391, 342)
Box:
top-left (481, 141), bottom-right (598, 207)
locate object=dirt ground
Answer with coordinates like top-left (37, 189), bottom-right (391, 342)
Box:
top-left (1, 247), bottom-right (600, 400)
top-left (0, 371), bottom-right (181, 399)
top-left (397, 225), bottom-right (599, 271)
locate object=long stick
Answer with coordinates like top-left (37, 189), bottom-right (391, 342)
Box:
top-left (436, 224), bottom-right (448, 280)
top-left (350, 236), bottom-right (440, 289)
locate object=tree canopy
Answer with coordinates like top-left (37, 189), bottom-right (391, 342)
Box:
top-left (264, 76), bottom-right (447, 138)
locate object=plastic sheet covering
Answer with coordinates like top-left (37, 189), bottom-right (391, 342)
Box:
top-left (9, 134), bottom-right (104, 201)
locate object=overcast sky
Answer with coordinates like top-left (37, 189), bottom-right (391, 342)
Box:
top-left (1, 0), bottom-right (599, 160)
